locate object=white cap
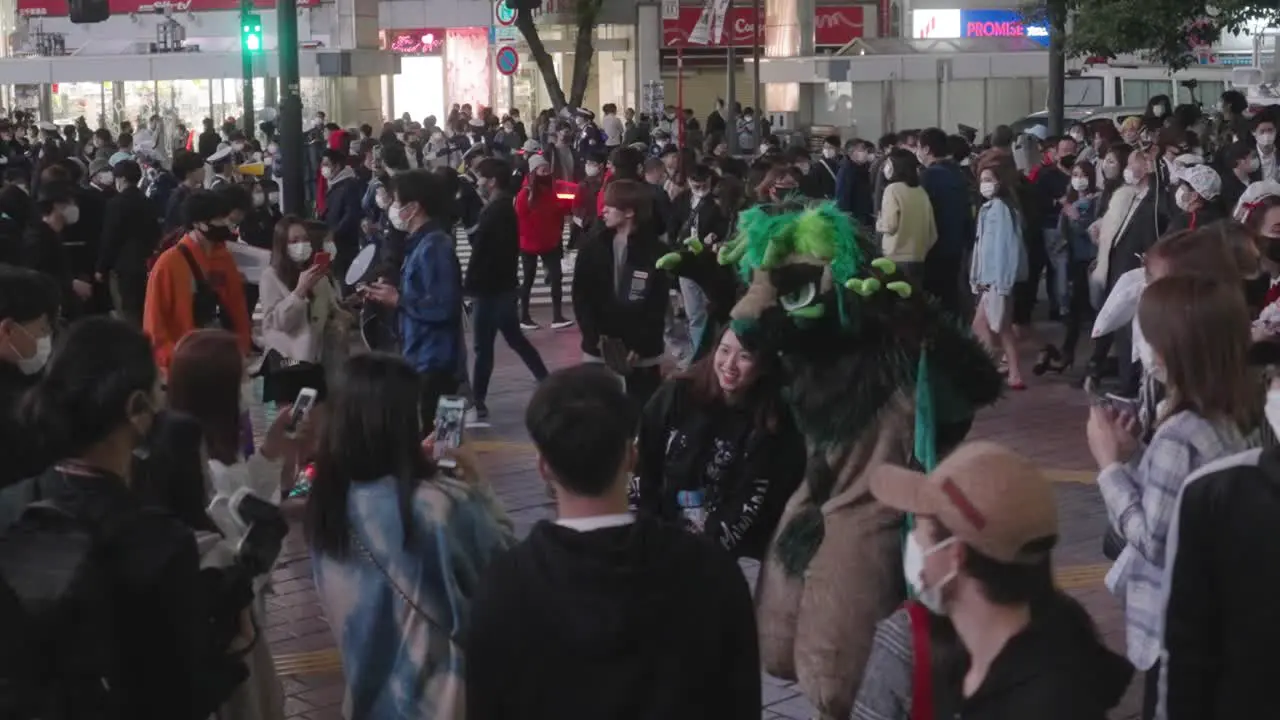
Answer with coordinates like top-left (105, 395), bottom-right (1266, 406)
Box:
top-left (527, 154), bottom-right (549, 173)
top-left (468, 117), bottom-right (485, 128)
top-left (520, 139), bottom-right (542, 154)
top-left (207, 145), bottom-right (233, 163)
top-left (37, 121), bottom-right (57, 132)
top-left (1234, 180), bottom-right (1280, 221)
top-left (1181, 164), bottom-right (1221, 200)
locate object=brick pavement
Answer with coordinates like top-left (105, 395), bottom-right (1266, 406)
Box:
top-left (261, 316), bottom-right (1142, 719)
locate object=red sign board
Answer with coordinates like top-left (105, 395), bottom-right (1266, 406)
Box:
top-left (17, 0), bottom-right (317, 17)
top-left (383, 28), bottom-right (446, 55)
top-left (663, 5), bottom-right (866, 48)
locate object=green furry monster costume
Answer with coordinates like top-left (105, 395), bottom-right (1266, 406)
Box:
top-left (717, 200), bottom-right (1002, 719)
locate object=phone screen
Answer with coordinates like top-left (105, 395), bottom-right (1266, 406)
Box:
top-left (286, 388), bottom-right (318, 437)
top-left (432, 395), bottom-right (467, 468)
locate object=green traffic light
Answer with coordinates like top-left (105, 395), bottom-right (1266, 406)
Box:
top-left (246, 35), bottom-right (261, 51)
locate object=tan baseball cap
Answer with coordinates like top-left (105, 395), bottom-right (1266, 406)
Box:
top-left (869, 441), bottom-right (1058, 565)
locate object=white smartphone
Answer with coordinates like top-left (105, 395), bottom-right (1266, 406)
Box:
top-left (432, 395), bottom-right (467, 468)
top-left (286, 387), bottom-right (319, 438)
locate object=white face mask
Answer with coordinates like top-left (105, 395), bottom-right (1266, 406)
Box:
top-left (1071, 176), bottom-right (1089, 192)
top-left (822, 147), bottom-right (837, 159)
top-left (251, 192), bottom-right (265, 207)
top-left (375, 191), bottom-right (390, 209)
top-left (1069, 131), bottom-right (1085, 143)
top-left (1123, 167), bottom-right (1142, 186)
top-left (1175, 186), bottom-right (1194, 211)
top-left (323, 241), bottom-right (337, 256)
top-left (232, 142), bottom-right (245, 153)
top-left (906, 534), bottom-right (958, 615)
top-left (979, 181), bottom-right (998, 199)
top-left (320, 166), bottom-right (333, 181)
top-left (268, 192), bottom-right (279, 204)
top-left (584, 164), bottom-right (601, 177)
top-left (1153, 105), bottom-right (1166, 118)
top-left (388, 202), bottom-right (410, 231)
top-left (95, 171), bottom-right (113, 186)
top-left (1258, 132), bottom-right (1276, 148)
top-left (1265, 388), bottom-right (1280, 437)
top-left (882, 163), bottom-right (894, 181)
top-left (287, 242), bottom-right (312, 263)
top-left (9, 329), bottom-right (51, 375)
top-left (61, 204), bottom-right (80, 225)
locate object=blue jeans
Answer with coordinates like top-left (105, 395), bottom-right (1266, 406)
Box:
top-left (1042, 228), bottom-right (1069, 314)
top-left (679, 277), bottom-right (708, 362)
top-left (471, 290), bottom-right (549, 404)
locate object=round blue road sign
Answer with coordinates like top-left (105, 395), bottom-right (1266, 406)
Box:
top-left (496, 46), bottom-right (520, 75)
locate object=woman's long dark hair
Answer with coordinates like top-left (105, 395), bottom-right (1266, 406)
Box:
top-left (20, 316), bottom-right (157, 460)
top-left (678, 327), bottom-right (786, 434)
top-left (167, 330), bottom-right (244, 466)
top-left (268, 214), bottom-right (309, 291)
top-left (305, 352), bottom-right (436, 559)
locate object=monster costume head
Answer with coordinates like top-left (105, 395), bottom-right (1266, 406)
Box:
top-left (716, 198), bottom-right (1003, 575)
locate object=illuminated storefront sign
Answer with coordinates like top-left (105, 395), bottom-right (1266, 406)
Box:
top-left (911, 8), bottom-right (1049, 47)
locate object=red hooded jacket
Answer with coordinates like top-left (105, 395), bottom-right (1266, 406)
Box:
top-left (514, 175), bottom-right (574, 255)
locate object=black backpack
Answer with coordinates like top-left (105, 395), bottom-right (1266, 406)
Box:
top-left (0, 471), bottom-right (127, 720)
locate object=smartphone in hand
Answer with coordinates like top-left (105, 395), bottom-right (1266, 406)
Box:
top-left (286, 387), bottom-right (319, 439)
top-left (314, 251), bottom-right (332, 273)
top-left (432, 395), bottom-right (467, 468)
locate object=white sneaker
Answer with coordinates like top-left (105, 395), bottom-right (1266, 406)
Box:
top-left (520, 319), bottom-right (540, 331)
top-left (550, 318), bottom-right (575, 329)
top-left (464, 408), bottom-right (492, 429)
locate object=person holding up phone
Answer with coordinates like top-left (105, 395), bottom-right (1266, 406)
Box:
top-left (362, 170), bottom-right (464, 435)
top-left (258, 216), bottom-right (348, 410)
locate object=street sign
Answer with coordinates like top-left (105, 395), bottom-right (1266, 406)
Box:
top-left (495, 0), bottom-right (516, 26)
top-left (495, 26), bottom-right (518, 42)
top-left (661, 0), bottom-right (679, 20)
top-left (495, 45), bottom-right (520, 75)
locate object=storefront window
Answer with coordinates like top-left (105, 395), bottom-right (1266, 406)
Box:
top-left (300, 77), bottom-right (332, 120)
top-left (51, 82), bottom-right (105, 125)
top-left (123, 81), bottom-right (160, 129)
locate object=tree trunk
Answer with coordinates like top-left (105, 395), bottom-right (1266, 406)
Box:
top-left (566, 7), bottom-right (599, 108)
top-left (516, 8), bottom-right (568, 110)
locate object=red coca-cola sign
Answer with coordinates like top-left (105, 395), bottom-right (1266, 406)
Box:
top-left (663, 5), bottom-right (866, 48)
top-left (16, 0), bottom-right (316, 17)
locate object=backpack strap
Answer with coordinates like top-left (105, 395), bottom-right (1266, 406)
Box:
top-left (905, 600), bottom-right (935, 720)
top-left (176, 242), bottom-right (211, 293)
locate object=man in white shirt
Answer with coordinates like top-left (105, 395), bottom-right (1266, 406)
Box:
top-left (601, 103), bottom-right (625, 148)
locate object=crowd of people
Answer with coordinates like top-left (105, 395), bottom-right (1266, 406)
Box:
top-left (0, 86), bottom-right (1277, 720)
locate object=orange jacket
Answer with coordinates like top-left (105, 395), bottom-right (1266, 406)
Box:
top-left (142, 235), bottom-right (252, 372)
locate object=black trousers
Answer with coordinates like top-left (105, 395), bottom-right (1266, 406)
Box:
top-left (519, 249), bottom-right (564, 321)
top-left (1142, 660), bottom-right (1161, 720)
top-left (112, 270), bottom-right (148, 326)
top-left (418, 369), bottom-right (460, 438)
top-left (624, 365), bottom-right (662, 410)
top-left (1059, 259), bottom-right (1093, 359)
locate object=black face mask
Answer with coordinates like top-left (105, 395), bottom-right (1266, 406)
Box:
top-left (203, 224), bottom-right (234, 243)
top-left (1059, 154), bottom-right (1076, 169)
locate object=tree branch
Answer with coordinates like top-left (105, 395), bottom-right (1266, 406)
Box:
top-left (515, 6), bottom-right (568, 110)
top-left (567, 0), bottom-right (605, 108)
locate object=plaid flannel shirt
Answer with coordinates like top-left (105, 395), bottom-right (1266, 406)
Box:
top-left (1098, 409), bottom-right (1250, 670)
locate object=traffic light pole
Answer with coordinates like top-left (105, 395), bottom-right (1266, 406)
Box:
top-left (240, 0), bottom-right (255, 136)
top-left (278, 0), bottom-right (305, 216)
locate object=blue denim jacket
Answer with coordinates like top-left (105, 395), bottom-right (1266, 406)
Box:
top-left (313, 474), bottom-right (514, 718)
top-left (1061, 195), bottom-right (1099, 263)
top-left (400, 223), bottom-right (461, 372)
